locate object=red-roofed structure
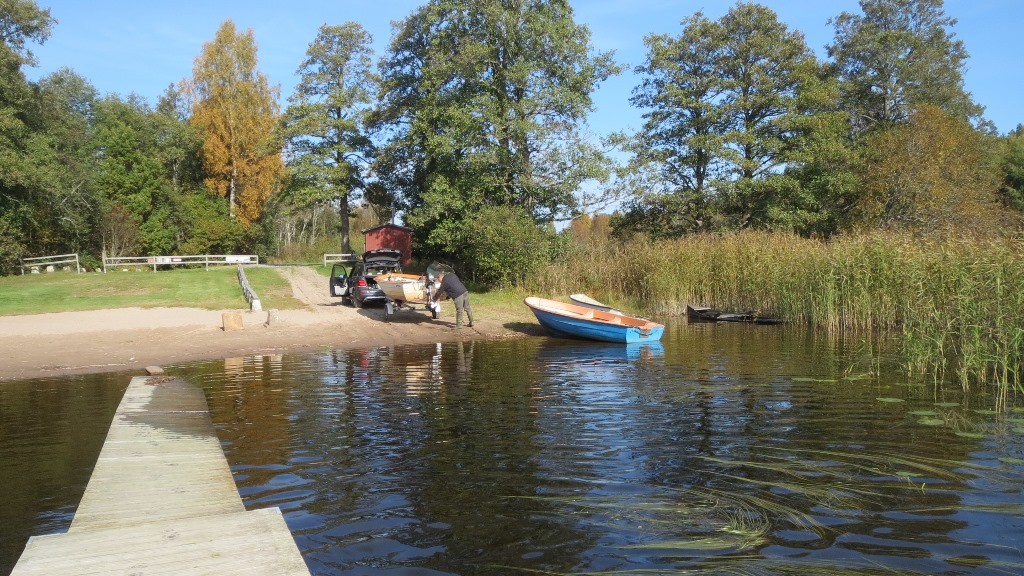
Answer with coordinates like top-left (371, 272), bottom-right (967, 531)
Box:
top-left (362, 224), bottom-right (412, 265)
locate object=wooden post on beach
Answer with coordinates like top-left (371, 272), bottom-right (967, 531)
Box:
top-left (222, 311), bottom-right (244, 331)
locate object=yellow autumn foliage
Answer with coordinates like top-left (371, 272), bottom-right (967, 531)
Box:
top-left (189, 20), bottom-right (283, 227)
top-left (858, 105), bottom-right (1000, 232)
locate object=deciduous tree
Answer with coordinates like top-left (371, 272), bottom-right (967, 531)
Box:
top-left (623, 11), bottom-right (726, 234)
top-left (0, 0), bottom-right (56, 271)
top-left (91, 95), bottom-right (193, 255)
top-left (376, 0), bottom-right (619, 257)
top-left (621, 2), bottom-right (849, 236)
top-left (155, 84), bottom-right (204, 196)
top-left (464, 205), bottom-right (550, 288)
top-left (0, 0), bottom-right (52, 65)
top-left (999, 125), bottom-right (1024, 212)
top-left (16, 68), bottom-right (99, 257)
top-left (189, 20), bottom-right (283, 227)
top-left (858, 105), bottom-right (998, 229)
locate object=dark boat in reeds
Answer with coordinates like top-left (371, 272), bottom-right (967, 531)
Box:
top-left (686, 304), bottom-right (784, 325)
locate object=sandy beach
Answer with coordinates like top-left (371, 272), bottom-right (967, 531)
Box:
top-left (0, 267), bottom-right (534, 381)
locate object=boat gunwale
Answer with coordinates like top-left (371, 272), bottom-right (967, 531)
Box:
top-left (524, 297), bottom-right (661, 330)
top-left (376, 273), bottom-right (431, 304)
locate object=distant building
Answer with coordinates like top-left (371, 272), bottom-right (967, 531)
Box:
top-left (362, 223), bottom-right (412, 266)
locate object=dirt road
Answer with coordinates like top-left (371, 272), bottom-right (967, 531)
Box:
top-left (275, 265), bottom-right (336, 307)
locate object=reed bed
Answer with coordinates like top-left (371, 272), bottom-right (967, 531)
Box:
top-left (530, 230), bottom-right (1024, 395)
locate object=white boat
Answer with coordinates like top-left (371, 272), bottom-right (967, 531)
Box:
top-left (569, 293), bottom-right (624, 315)
top-left (375, 273), bottom-right (430, 304)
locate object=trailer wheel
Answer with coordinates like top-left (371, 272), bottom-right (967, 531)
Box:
top-left (384, 301), bottom-right (393, 322)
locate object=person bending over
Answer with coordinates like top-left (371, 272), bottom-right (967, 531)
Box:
top-left (431, 271), bottom-right (473, 329)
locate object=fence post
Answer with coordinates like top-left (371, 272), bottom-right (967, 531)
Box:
top-left (237, 264), bottom-right (262, 311)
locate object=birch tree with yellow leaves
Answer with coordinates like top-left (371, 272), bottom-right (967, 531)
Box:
top-left (188, 20), bottom-right (283, 227)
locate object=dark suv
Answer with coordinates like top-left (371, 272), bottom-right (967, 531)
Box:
top-left (329, 249), bottom-right (403, 307)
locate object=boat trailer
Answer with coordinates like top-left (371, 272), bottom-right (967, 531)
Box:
top-left (383, 292), bottom-right (440, 322)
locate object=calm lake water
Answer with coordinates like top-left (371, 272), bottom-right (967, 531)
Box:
top-left (2, 322), bottom-right (1023, 575)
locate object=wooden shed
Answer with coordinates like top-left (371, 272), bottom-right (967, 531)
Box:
top-left (362, 223), bottom-right (413, 266)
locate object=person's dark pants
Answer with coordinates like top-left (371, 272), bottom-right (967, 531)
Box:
top-left (454, 292), bottom-right (473, 328)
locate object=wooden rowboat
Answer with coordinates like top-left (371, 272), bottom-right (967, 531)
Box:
top-left (686, 304), bottom-right (784, 325)
top-left (525, 296), bottom-right (664, 343)
top-left (568, 293), bottom-right (624, 315)
top-left (375, 273), bottom-right (430, 304)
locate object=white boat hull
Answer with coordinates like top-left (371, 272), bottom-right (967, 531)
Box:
top-left (376, 273), bottom-right (430, 304)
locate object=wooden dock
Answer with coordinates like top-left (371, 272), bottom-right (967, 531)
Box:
top-left (11, 376), bottom-right (310, 575)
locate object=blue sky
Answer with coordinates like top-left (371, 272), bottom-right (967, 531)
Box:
top-left (23, 0), bottom-right (1024, 136)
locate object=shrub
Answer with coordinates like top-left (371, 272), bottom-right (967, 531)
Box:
top-left (0, 213), bottom-right (27, 276)
top-left (464, 205), bottom-right (550, 289)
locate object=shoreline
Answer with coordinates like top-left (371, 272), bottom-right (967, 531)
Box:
top-left (0, 305), bottom-right (537, 382)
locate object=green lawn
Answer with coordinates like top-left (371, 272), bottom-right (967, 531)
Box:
top-left (0, 266), bottom-right (303, 316)
top-left (470, 288), bottom-right (532, 320)
top-left (243, 267), bottom-right (306, 311)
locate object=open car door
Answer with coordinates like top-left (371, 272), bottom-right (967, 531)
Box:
top-left (329, 263), bottom-right (349, 299)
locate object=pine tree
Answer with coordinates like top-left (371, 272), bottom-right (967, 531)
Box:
top-left (827, 0), bottom-right (983, 133)
top-left (283, 23), bottom-right (378, 254)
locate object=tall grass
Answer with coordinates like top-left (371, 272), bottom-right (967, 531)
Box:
top-left (530, 230), bottom-right (1024, 396)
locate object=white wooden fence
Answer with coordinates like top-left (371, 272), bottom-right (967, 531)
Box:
top-left (103, 254), bottom-right (259, 272)
top-left (323, 253), bottom-right (357, 266)
top-left (236, 265), bottom-right (262, 311)
top-left (20, 253), bottom-right (81, 274)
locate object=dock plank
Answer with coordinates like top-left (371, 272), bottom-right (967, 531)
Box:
top-left (14, 508), bottom-right (309, 576)
top-left (11, 375), bottom-right (310, 576)
top-left (70, 377), bottom-right (244, 531)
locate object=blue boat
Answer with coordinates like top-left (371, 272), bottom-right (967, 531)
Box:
top-left (524, 297), bottom-right (665, 344)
